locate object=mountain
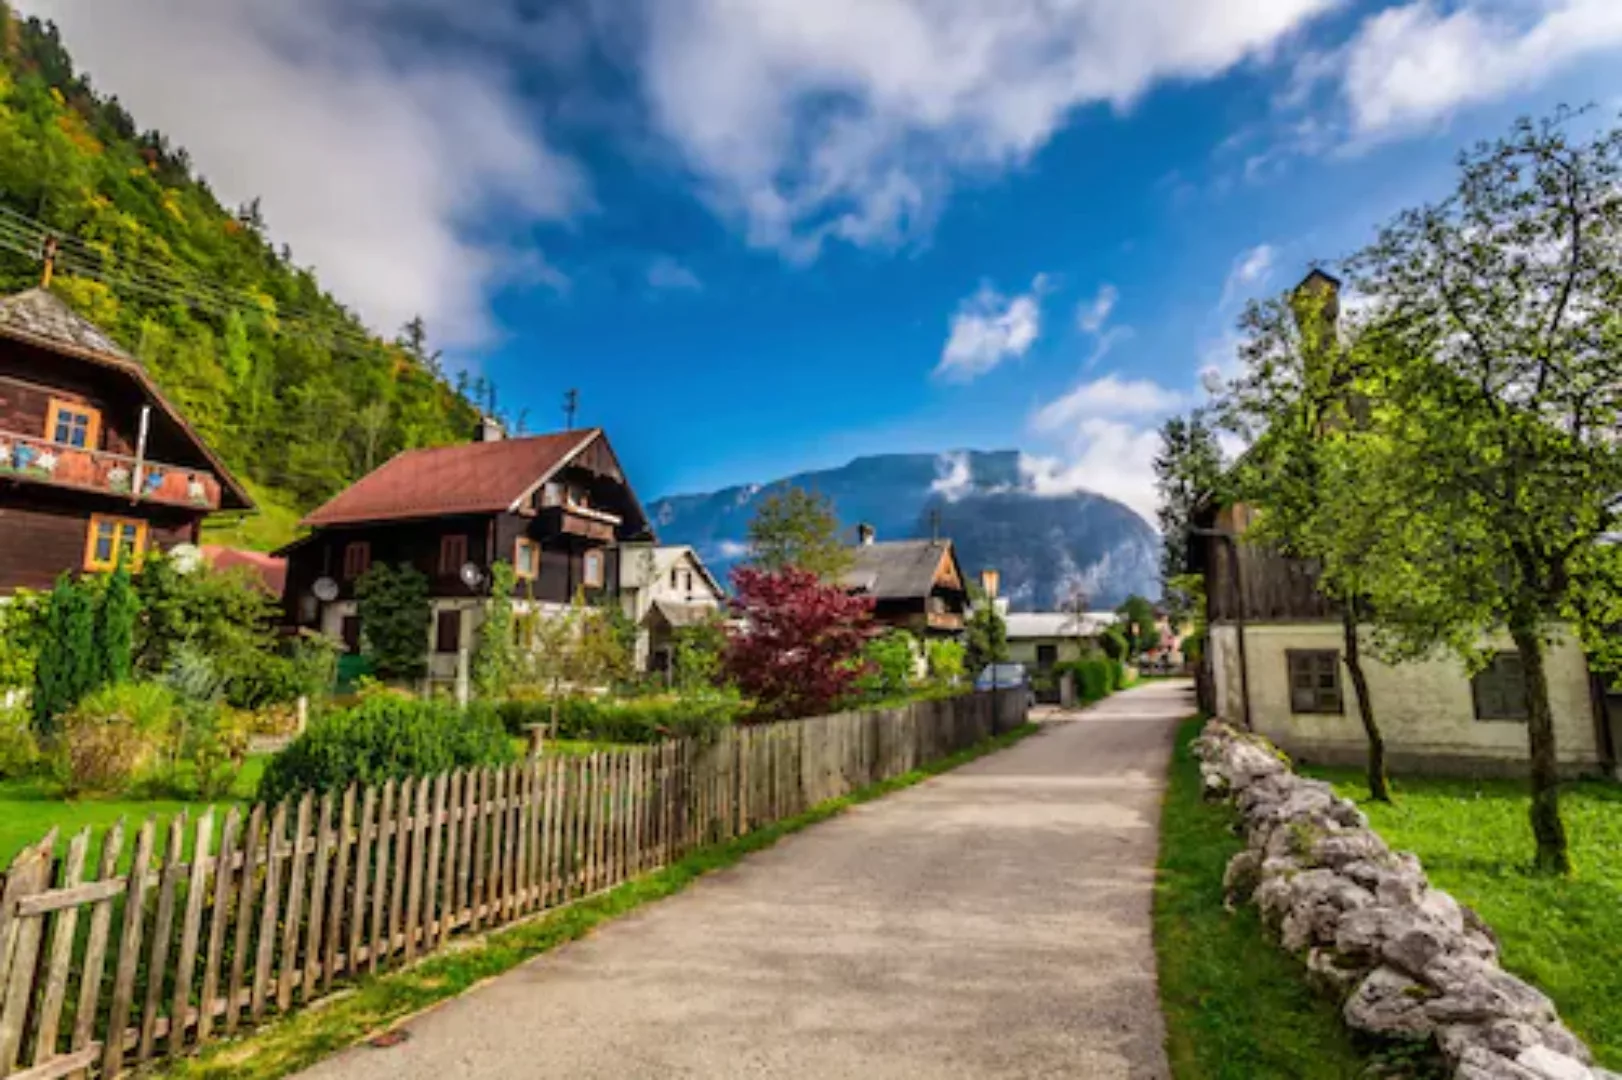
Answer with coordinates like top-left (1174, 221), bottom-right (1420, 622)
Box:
top-left (649, 450), bottom-right (1161, 611)
top-left (0, 6), bottom-right (480, 549)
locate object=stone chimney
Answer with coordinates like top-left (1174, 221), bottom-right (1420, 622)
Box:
top-left (474, 415), bottom-right (505, 443)
top-left (979, 568), bottom-right (1000, 599)
top-left (857, 523), bottom-right (876, 546)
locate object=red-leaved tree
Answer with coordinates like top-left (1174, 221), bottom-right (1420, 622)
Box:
top-left (725, 566), bottom-right (877, 720)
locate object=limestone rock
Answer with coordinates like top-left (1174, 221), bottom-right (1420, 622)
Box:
top-left (1513, 1045), bottom-right (1594, 1080)
top-left (1223, 849), bottom-right (1263, 903)
top-left (1455, 1045), bottom-right (1544, 1080)
top-left (1344, 966), bottom-right (1436, 1039)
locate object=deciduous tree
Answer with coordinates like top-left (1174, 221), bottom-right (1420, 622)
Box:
top-left (1153, 412), bottom-right (1223, 623)
top-left (724, 566), bottom-right (875, 719)
top-left (745, 486), bottom-right (853, 580)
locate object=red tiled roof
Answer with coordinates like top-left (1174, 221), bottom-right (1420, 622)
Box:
top-left (300, 429), bottom-right (599, 527)
top-left (200, 545), bottom-right (287, 596)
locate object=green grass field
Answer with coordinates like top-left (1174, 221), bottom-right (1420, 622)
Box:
top-left (1154, 717), bottom-right (1372, 1079)
top-left (1307, 766), bottom-right (1622, 1070)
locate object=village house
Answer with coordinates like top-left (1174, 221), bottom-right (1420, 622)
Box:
top-left (840, 525), bottom-right (969, 637)
top-left (277, 424), bottom-right (654, 684)
top-left (0, 288), bottom-right (252, 592)
top-left (617, 543), bottom-right (726, 676)
top-left (1004, 610), bottom-right (1118, 675)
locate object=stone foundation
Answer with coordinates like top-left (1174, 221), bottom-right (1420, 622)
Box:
top-left (1193, 718), bottom-right (1612, 1080)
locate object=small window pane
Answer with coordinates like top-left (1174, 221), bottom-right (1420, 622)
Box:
top-left (94, 525), bottom-right (114, 563)
top-left (1287, 650), bottom-right (1342, 714)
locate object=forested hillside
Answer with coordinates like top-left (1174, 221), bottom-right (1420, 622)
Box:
top-left (0, 5), bottom-right (483, 547)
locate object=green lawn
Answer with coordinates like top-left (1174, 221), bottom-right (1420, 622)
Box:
top-left (0, 755), bottom-right (268, 868)
top-left (1306, 766), bottom-right (1622, 1070)
top-left (1155, 717), bottom-right (1373, 1079)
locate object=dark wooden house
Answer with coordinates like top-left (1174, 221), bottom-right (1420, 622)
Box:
top-left (0, 288), bottom-right (252, 593)
top-left (840, 528), bottom-right (968, 637)
top-left (278, 426), bottom-right (653, 679)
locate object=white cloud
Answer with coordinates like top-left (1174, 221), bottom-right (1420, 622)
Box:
top-left (1341, 0), bottom-right (1622, 137)
top-left (715, 539), bottom-right (751, 559)
top-left (1030, 374), bottom-right (1186, 432)
top-left (935, 276), bottom-right (1045, 382)
top-left (1019, 422), bottom-right (1163, 523)
top-left (1221, 243), bottom-right (1277, 307)
top-left (930, 451), bottom-right (975, 501)
top-left (1076, 283), bottom-right (1119, 334)
top-left (21, 0), bottom-right (589, 348)
top-left (635, 0), bottom-right (1340, 258)
top-left (646, 255), bottom-right (703, 291)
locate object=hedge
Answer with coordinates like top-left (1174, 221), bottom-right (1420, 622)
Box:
top-left (492, 693), bottom-right (743, 745)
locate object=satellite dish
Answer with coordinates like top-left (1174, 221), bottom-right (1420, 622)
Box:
top-left (169, 543), bottom-right (204, 574)
top-left (312, 576), bottom-right (339, 602)
top-left (460, 561), bottom-right (485, 589)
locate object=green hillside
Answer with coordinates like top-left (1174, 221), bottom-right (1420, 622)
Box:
top-left (0, 5), bottom-right (483, 549)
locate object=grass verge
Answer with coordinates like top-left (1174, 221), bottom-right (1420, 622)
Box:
top-left (1306, 766), bottom-right (1622, 1070)
top-left (153, 722), bottom-right (1041, 1080)
top-left (1154, 716), bottom-right (1370, 1079)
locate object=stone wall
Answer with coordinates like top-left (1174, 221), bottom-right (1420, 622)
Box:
top-left (1193, 718), bottom-right (1612, 1080)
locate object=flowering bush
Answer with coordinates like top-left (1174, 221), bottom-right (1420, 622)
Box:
top-left (724, 567), bottom-right (877, 720)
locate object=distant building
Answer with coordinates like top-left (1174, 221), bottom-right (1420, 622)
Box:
top-left (200, 545), bottom-right (287, 596)
top-left (841, 524), bottom-right (969, 637)
top-left (618, 544), bottom-right (726, 675)
top-left (1004, 611), bottom-right (1118, 675)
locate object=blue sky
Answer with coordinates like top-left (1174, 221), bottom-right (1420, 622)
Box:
top-left (27, 0), bottom-right (1622, 520)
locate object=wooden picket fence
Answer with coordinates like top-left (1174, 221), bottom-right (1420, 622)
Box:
top-left (0, 690), bottom-right (1025, 1079)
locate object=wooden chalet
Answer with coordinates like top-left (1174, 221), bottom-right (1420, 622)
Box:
top-left (0, 288), bottom-right (252, 592)
top-left (279, 426), bottom-right (653, 675)
top-left (840, 526), bottom-right (968, 636)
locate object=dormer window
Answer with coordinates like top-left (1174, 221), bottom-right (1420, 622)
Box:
top-left (46, 399), bottom-right (100, 450)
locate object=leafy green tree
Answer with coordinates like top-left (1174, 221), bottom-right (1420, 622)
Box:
top-left (926, 638), bottom-right (966, 685)
top-left (963, 586), bottom-right (1009, 674)
top-left (32, 573), bottom-right (99, 733)
top-left (1342, 113), bottom-right (1622, 871)
top-left (471, 561), bottom-right (518, 698)
top-left (0, 589), bottom-right (44, 692)
top-left (354, 563), bottom-right (432, 682)
top-left (858, 629), bottom-right (917, 700)
top-left (1114, 594), bottom-right (1160, 657)
top-left (96, 559), bottom-right (137, 685)
top-left (746, 486), bottom-right (853, 580)
top-left (520, 592), bottom-right (634, 736)
top-left (1153, 411), bottom-right (1223, 623)
top-left (131, 552), bottom-right (278, 697)
top-left (671, 612), bottom-right (728, 693)
top-left (1220, 282), bottom-right (1395, 801)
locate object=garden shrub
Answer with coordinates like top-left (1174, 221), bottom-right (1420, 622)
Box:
top-left (926, 638), bottom-right (966, 686)
top-left (0, 590), bottom-right (44, 693)
top-left (1058, 658), bottom-right (1113, 704)
top-left (857, 630), bottom-right (916, 701)
top-left (493, 692), bottom-right (743, 744)
top-left (58, 681), bottom-right (178, 795)
top-left (0, 701), bottom-right (38, 778)
top-left (229, 631), bottom-right (339, 709)
top-left (258, 692), bottom-right (516, 804)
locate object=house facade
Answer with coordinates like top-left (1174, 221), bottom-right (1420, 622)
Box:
top-left (617, 544), bottom-right (726, 675)
top-left (841, 526), bottom-right (968, 637)
top-left (0, 288), bottom-right (252, 592)
top-left (279, 426), bottom-right (653, 683)
top-left (1189, 500), bottom-right (1618, 777)
top-left (1004, 611), bottom-right (1118, 674)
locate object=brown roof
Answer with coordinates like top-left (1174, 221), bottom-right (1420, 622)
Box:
top-left (300, 429), bottom-right (601, 527)
top-left (201, 545), bottom-right (287, 596)
top-left (0, 288), bottom-right (254, 510)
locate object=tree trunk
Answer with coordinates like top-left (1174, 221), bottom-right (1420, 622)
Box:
top-left (1509, 619), bottom-right (1570, 875)
top-left (1340, 601), bottom-right (1391, 802)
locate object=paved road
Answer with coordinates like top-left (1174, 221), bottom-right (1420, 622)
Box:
top-left (298, 681), bottom-right (1192, 1080)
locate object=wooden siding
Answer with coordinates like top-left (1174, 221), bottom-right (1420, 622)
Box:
top-left (0, 490), bottom-right (197, 592)
top-left (1200, 529), bottom-right (1335, 623)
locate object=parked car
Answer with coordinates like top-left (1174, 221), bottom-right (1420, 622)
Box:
top-left (974, 662), bottom-right (1036, 708)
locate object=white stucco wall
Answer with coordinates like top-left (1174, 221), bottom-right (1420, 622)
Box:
top-left (1005, 637), bottom-right (1090, 668)
top-left (1208, 621), bottom-right (1604, 775)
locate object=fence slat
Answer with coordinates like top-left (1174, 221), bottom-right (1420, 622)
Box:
top-left (29, 828), bottom-right (88, 1067)
top-left (101, 817), bottom-right (154, 1079)
top-left (403, 778), bottom-right (427, 962)
top-left (250, 803), bottom-right (287, 1022)
top-left (421, 774), bottom-right (447, 953)
top-left (511, 763), bottom-right (529, 917)
top-left (225, 805), bottom-right (263, 1037)
top-left (167, 810), bottom-right (215, 1056)
top-left (302, 793), bottom-right (335, 1000)
top-left (385, 780), bottom-right (409, 968)
top-left (367, 782), bottom-right (393, 975)
top-left (197, 808), bottom-right (240, 1048)
top-left (456, 770), bottom-right (476, 927)
top-left (137, 814), bottom-right (186, 1063)
top-left (277, 795), bottom-right (313, 1013)
top-left (322, 787), bottom-right (355, 993)
top-left (347, 789), bottom-right (374, 981)
top-left (441, 772), bottom-right (463, 939)
top-left (69, 821), bottom-right (123, 1079)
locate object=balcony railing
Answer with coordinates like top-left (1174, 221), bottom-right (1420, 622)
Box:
top-left (0, 428), bottom-right (221, 511)
top-left (540, 503), bottom-right (620, 542)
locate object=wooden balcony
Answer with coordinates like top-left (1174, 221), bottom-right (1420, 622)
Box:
top-left (927, 610), bottom-right (965, 631)
top-left (0, 428), bottom-right (222, 511)
top-left (539, 503), bottom-right (620, 543)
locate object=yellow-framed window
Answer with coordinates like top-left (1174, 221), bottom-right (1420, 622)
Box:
top-left (45, 398), bottom-right (101, 450)
top-left (83, 514), bottom-right (147, 572)
top-left (513, 537), bottom-right (539, 580)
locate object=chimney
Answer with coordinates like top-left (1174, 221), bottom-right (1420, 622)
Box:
top-left (979, 568), bottom-right (1000, 600)
top-left (857, 523), bottom-right (876, 546)
top-left (474, 415), bottom-right (505, 443)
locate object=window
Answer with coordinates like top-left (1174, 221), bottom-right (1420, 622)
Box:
top-left (438, 534), bottom-right (468, 577)
top-left (513, 538), bottom-right (539, 580)
top-left (583, 549), bottom-right (605, 589)
top-left (683, 570), bottom-right (693, 594)
top-left (435, 609), bottom-right (462, 654)
top-left (670, 566), bottom-right (679, 589)
top-left (1472, 652), bottom-right (1528, 722)
top-left (340, 615), bottom-right (362, 655)
top-left (83, 515), bottom-right (146, 571)
top-left (1287, 650), bottom-right (1343, 714)
top-left (342, 541), bottom-right (371, 580)
top-left (540, 481), bottom-right (563, 508)
top-left (1036, 644), bottom-right (1058, 671)
top-left (45, 398), bottom-right (100, 449)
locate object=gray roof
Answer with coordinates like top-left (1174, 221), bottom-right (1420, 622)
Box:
top-left (1004, 612), bottom-right (1118, 640)
top-left (841, 539), bottom-right (957, 601)
top-left (647, 599), bottom-right (719, 629)
top-left (0, 288), bottom-right (137, 364)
